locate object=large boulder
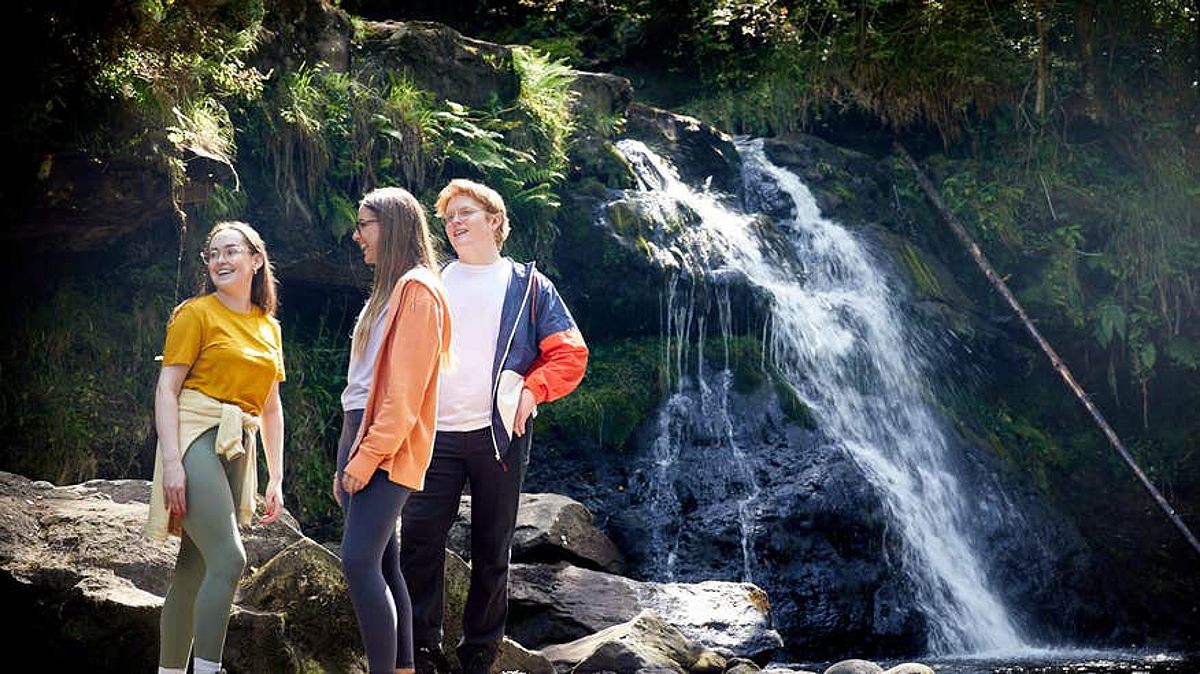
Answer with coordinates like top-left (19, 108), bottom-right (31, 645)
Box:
top-left (449, 493), bottom-right (625, 574)
top-left (508, 561), bottom-right (782, 659)
top-left (0, 471), bottom-right (331, 672)
top-left (541, 609), bottom-right (704, 674)
top-left (239, 537), bottom-right (365, 673)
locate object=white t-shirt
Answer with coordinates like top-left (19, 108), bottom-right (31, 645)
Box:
top-left (341, 302), bottom-right (389, 412)
top-left (438, 259), bottom-right (512, 431)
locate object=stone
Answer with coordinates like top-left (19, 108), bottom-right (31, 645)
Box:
top-left (508, 562), bottom-right (782, 658)
top-left (882, 664), bottom-right (934, 674)
top-left (239, 538), bottom-right (364, 673)
top-left (823, 659), bottom-right (884, 674)
top-left (449, 493), bottom-right (625, 574)
top-left (541, 610), bottom-right (700, 674)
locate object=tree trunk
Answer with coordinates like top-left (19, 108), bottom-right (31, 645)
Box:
top-left (895, 142), bottom-right (1200, 557)
top-left (1035, 0), bottom-right (1049, 117)
top-left (1075, 0), bottom-right (1099, 114)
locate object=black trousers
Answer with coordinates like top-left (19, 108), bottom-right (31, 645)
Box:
top-left (401, 426), bottom-right (530, 658)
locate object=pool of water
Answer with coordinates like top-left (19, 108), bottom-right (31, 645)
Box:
top-left (774, 649), bottom-right (1196, 674)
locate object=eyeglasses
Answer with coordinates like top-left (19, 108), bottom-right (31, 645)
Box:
top-left (200, 244), bottom-right (250, 264)
top-left (355, 219), bottom-right (379, 235)
top-left (440, 207), bottom-right (487, 224)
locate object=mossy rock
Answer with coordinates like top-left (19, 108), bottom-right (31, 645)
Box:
top-left (240, 537), bottom-right (364, 673)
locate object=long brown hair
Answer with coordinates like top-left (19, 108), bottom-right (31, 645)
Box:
top-left (353, 187), bottom-right (440, 356)
top-left (201, 221), bottom-right (279, 316)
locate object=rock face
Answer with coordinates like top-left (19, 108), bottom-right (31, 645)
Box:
top-left (528, 383), bottom-right (926, 657)
top-left (356, 20), bottom-right (519, 107)
top-left (625, 102), bottom-right (742, 195)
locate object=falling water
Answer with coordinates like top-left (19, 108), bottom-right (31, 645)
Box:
top-left (614, 137), bottom-right (1030, 654)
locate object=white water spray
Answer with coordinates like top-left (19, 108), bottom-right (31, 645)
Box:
top-left (615, 137), bottom-right (1029, 654)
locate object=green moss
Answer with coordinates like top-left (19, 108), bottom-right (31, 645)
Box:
top-left (900, 241), bottom-right (943, 299)
top-left (536, 337), bottom-right (664, 453)
top-left (772, 376), bottom-right (817, 430)
top-left (703, 334), bottom-right (766, 394)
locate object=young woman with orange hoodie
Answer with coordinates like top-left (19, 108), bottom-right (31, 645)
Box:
top-left (334, 186), bottom-right (452, 674)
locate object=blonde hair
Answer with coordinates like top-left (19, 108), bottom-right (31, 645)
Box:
top-left (435, 178), bottom-right (510, 248)
top-left (353, 187), bottom-right (441, 357)
top-left (201, 221), bottom-right (278, 316)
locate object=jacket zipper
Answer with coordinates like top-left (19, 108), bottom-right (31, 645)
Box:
top-left (489, 262), bottom-right (537, 467)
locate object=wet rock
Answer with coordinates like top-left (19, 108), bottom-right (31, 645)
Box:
top-left (882, 663), bottom-right (934, 674)
top-left (823, 659), bottom-right (884, 674)
top-left (449, 493), bottom-right (625, 574)
top-left (508, 561), bottom-right (782, 658)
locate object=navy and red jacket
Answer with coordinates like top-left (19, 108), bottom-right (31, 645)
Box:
top-left (486, 259), bottom-right (588, 463)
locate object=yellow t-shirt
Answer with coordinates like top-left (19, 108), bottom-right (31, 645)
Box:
top-left (162, 294), bottom-right (285, 416)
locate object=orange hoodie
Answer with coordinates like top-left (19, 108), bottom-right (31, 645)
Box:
top-left (344, 267), bottom-right (452, 491)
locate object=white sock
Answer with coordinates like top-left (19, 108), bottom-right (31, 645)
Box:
top-left (158, 668), bottom-right (186, 674)
top-left (193, 657), bottom-right (222, 674)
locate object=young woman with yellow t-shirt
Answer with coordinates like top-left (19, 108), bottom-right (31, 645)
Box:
top-left (145, 221), bottom-right (286, 674)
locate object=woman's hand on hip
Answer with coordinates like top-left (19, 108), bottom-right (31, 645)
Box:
top-left (332, 472), bottom-right (343, 507)
top-left (162, 459), bottom-right (187, 518)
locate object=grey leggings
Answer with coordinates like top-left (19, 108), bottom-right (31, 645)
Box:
top-left (159, 428), bottom-right (248, 668)
top-left (338, 410), bottom-right (415, 673)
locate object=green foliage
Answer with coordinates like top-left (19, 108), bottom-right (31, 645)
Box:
top-left (278, 319), bottom-right (350, 541)
top-left (0, 270), bottom-right (174, 484)
top-left (536, 338), bottom-right (664, 453)
top-left (87, 1), bottom-right (267, 207)
top-left (248, 46), bottom-right (578, 249)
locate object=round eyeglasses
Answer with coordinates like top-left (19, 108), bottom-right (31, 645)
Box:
top-left (200, 244), bottom-right (250, 264)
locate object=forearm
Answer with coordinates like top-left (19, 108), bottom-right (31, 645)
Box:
top-left (261, 390), bottom-right (285, 485)
top-left (154, 384), bottom-right (182, 463)
top-left (524, 329), bottom-right (589, 403)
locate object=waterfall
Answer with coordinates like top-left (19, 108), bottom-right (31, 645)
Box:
top-left (614, 137), bottom-right (1030, 654)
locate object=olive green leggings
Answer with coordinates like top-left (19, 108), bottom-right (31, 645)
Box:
top-left (158, 428), bottom-right (248, 668)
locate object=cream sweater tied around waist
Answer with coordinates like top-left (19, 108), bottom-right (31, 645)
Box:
top-left (144, 387), bottom-right (261, 541)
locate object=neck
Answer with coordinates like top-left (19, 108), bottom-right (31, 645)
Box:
top-left (214, 287), bottom-right (253, 314)
top-left (458, 247), bottom-right (502, 266)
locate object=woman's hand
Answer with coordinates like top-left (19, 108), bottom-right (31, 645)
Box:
top-left (332, 472), bottom-right (343, 507)
top-left (163, 459), bottom-right (187, 517)
top-left (260, 478), bottom-right (284, 524)
top-left (342, 470), bottom-right (366, 495)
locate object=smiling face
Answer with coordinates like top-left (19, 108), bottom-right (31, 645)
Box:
top-left (352, 204), bottom-right (381, 265)
top-left (205, 228), bottom-right (262, 297)
top-left (442, 194), bottom-right (501, 264)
